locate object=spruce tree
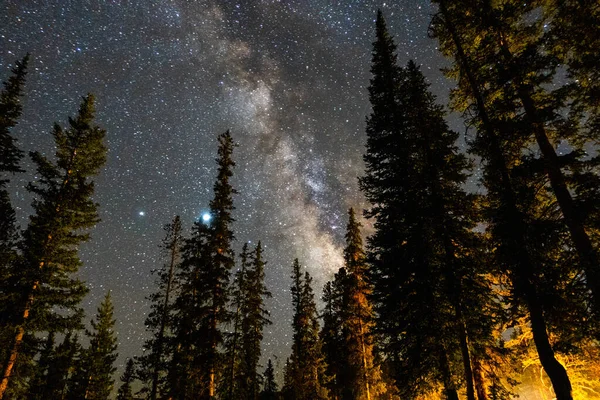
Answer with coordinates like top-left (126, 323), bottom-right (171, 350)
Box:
top-left (116, 358), bottom-right (135, 400)
top-left (342, 208), bottom-right (385, 400)
top-left (238, 242), bottom-right (271, 400)
top-left (45, 332), bottom-right (78, 400)
top-left (0, 94), bottom-right (107, 399)
top-left (27, 331), bottom-right (55, 400)
top-left (0, 53), bottom-right (28, 176)
top-left (429, 2), bottom-right (583, 398)
top-left (360, 13), bottom-right (498, 398)
top-left (222, 243), bottom-right (251, 400)
top-left (138, 215), bottom-right (183, 399)
top-left (320, 278), bottom-right (345, 399)
top-left (170, 131), bottom-right (237, 399)
top-left (259, 359), bottom-right (278, 400)
top-left (81, 291), bottom-right (118, 400)
top-left (287, 260), bottom-right (329, 400)
top-left (0, 55), bottom-right (29, 367)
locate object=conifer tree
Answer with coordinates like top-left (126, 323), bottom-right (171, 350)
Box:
top-left (27, 331), bottom-right (55, 400)
top-left (222, 243), bottom-right (251, 400)
top-left (80, 291), bottom-right (118, 400)
top-left (170, 131), bottom-right (237, 399)
top-left (287, 260), bottom-right (329, 400)
top-left (430, 2), bottom-right (582, 398)
top-left (138, 215), bottom-right (183, 400)
top-left (0, 94), bottom-right (107, 399)
top-left (0, 53), bottom-right (28, 176)
top-left (360, 13), bottom-right (497, 399)
top-left (116, 358), bottom-right (136, 400)
top-left (342, 208), bottom-right (385, 400)
top-left (260, 359), bottom-right (278, 400)
top-left (238, 242), bottom-right (271, 400)
top-left (320, 278), bottom-right (345, 399)
top-left (0, 55), bottom-right (29, 361)
top-left (46, 332), bottom-right (78, 400)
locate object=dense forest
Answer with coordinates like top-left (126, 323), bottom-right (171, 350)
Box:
top-left (1, 1), bottom-right (599, 399)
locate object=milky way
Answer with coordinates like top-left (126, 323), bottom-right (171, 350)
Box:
top-left (1, 0), bottom-right (453, 374)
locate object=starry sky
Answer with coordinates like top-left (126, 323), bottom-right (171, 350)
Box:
top-left (0, 0), bottom-right (455, 375)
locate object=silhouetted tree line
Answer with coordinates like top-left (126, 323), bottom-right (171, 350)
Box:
top-left (1, 1), bottom-right (599, 399)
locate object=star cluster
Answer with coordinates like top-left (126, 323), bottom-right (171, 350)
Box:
top-left (1, 0), bottom-right (451, 373)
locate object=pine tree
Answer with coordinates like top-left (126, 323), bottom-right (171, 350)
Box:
top-left (138, 215), bottom-right (183, 399)
top-left (46, 332), bottom-right (78, 400)
top-left (287, 260), bottom-right (329, 400)
top-left (116, 358), bottom-right (135, 400)
top-left (342, 208), bottom-right (385, 400)
top-left (429, 2), bottom-right (582, 398)
top-left (0, 94), bottom-right (107, 399)
top-left (0, 54), bottom-right (29, 368)
top-left (81, 291), bottom-right (118, 400)
top-left (238, 242), bottom-right (271, 400)
top-left (222, 243), bottom-right (251, 400)
top-left (27, 331), bottom-right (55, 400)
top-left (259, 359), bottom-right (278, 400)
top-left (170, 131), bottom-right (237, 399)
top-left (0, 53), bottom-right (28, 176)
top-left (320, 278), bottom-right (345, 399)
top-left (361, 12), bottom-right (498, 399)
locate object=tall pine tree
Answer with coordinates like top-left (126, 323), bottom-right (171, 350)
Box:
top-left (116, 358), bottom-right (135, 400)
top-left (287, 260), bottom-right (329, 400)
top-left (0, 55), bottom-right (29, 363)
top-left (80, 291), bottom-right (118, 400)
top-left (238, 242), bottom-right (271, 400)
top-left (430, 2), bottom-right (585, 398)
top-left (0, 94), bottom-right (107, 399)
top-left (259, 358), bottom-right (278, 400)
top-left (360, 12), bottom-right (497, 399)
top-left (170, 131), bottom-right (237, 399)
top-left (138, 215), bottom-right (184, 399)
top-left (342, 208), bottom-right (385, 400)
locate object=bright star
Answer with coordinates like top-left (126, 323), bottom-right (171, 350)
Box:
top-left (202, 213), bottom-right (211, 222)
top-left (139, 211), bottom-right (145, 216)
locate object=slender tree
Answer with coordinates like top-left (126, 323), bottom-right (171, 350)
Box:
top-left (287, 260), bottom-right (329, 400)
top-left (0, 94), bottom-right (107, 399)
top-left (342, 208), bottom-right (385, 400)
top-left (0, 53), bottom-right (28, 176)
top-left (138, 215), bottom-right (184, 399)
top-left (222, 243), bottom-right (251, 400)
top-left (0, 55), bottom-right (29, 365)
top-left (27, 332), bottom-right (55, 400)
top-left (82, 291), bottom-right (118, 400)
top-left (238, 242), bottom-right (272, 400)
top-left (259, 359), bottom-right (278, 400)
top-left (116, 358), bottom-right (136, 400)
top-left (45, 332), bottom-right (79, 400)
top-left (169, 131), bottom-right (237, 399)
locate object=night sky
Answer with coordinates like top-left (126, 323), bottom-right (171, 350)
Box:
top-left (1, 0), bottom-right (455, 374)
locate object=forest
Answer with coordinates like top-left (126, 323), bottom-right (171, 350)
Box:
top-left (0, 1), bottom-right (599, 400)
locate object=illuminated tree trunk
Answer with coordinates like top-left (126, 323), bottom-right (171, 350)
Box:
top-left (472, 357), bottom-right (488, 400)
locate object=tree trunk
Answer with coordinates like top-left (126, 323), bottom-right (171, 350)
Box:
top-left (523, 280), bottom-right (573, 400)
top-left (472, 356), bottom-right (488, 400)
top-left (438, 351), bottom-right (459, 400)
top-left (358, 318), bottom-right (371, 400)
